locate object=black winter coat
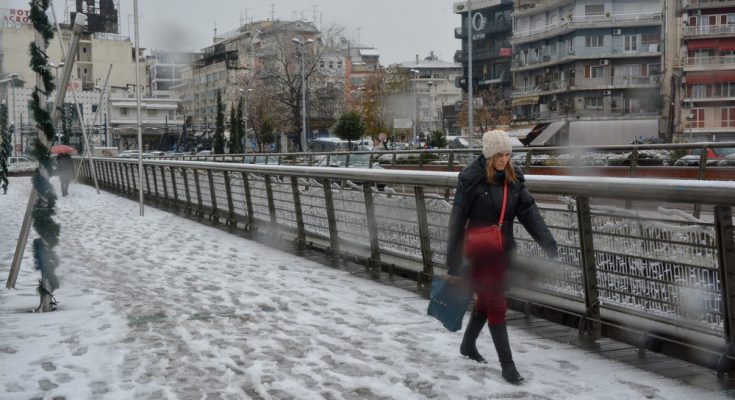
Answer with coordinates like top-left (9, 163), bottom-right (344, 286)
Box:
top-left (446, 155), bottom-right (557, 276)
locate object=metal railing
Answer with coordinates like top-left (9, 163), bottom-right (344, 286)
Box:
top-left (76, 157), bottom-right (735, 369)
top-left (683, 24), bottom-right (735, 37)
top-left (155, 142), bottom-right (735, 182)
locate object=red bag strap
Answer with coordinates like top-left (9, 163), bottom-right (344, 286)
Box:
top-left (499, 180), bottom-right (508, 227)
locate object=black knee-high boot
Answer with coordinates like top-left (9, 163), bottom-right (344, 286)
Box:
top-left (489, 323), bottom-right (524, 384)
top-left (460, 310), bottom-right (487, 363)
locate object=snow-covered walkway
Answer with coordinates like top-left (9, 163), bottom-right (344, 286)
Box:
top-left (0, 177), bottom-right (729, 399)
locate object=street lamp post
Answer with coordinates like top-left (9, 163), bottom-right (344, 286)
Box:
top-left (292, 37), bottom-right (313, 152)
top-left (466, 0), bottom-right (474, 148)
top-left (410, 68), bottom-right (419, 147)
top-left (8, 73), bottom-right (18, 155)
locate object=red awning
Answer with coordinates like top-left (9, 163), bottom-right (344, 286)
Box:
top-left (719, 38), bottom-right (735, 51)
top-left (686, 71), bottom-right (735, 84)
top-left (688, 39), bottom-right (716, 50)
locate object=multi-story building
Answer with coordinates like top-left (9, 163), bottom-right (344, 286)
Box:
top-left (453, 0), bottom-right (514, 123)
top-left (188, 20), bottom-right (319, 129)
top-left (510, 0), bottom-right (667, 146)
top-left (107, 86), bottom-right (183, 150)
top-left (679, 0), bottom-right (735, 142)
top-left (398, 53), bottom-right (464, 135)
top-left (146, 50), bottom-right (201, 98)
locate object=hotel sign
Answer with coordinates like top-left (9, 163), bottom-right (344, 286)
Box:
top-left (1, 9), bottom-right (31, 28)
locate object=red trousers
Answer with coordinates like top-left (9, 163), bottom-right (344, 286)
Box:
top-left (470, 257), bottom-right (507, 325)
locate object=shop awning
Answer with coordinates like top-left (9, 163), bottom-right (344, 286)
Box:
top-left (530, 121), bottom-right (566, 146)
top-left (568, 119), bottom-right (659, 146)
top-left (719, 38), bottom-right (735, 51)
top-left (686, 71), bottom-right (735, 84)
top-left (687, 39), bottom-right (716, 50)
top-left (511, 96), bottom-right (539, 106)
top-left (504, 125), bottom-right (535, 139)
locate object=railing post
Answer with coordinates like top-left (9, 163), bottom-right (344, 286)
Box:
top-left (114, 163), bottom-right (122, 193)
top-left (414, 186), bottom-right (434, 287)
top-left (290, 177), bottom-right (306, 245)
top-left (143, 165), bottom-right (151, 198)
top-left (182, 168), bottom-right (192, 214)
top-left (223, 171), bottom-right (236, 226)
top-left (130, 163), bottom-right (138, 194)
top-left (241, 171), bottom-right (254, 231)
top-left (322, 179), bottom-right (340, 256)
top-left (207, 170), bottom-right (219, 224)
top-left (445, 152), bottom-right (455, 200)
top-left (418, 151), bottom-right (425, 168)
top-left (715, 206), bottom-right (735, 373)
top-left (264, 175), bottom-right (277, 226)
top-left (625, 148), bottom-right (638, 209)
top-left (693, 147), bottom-right (709, 218)
top-left (524, 150), bottom-right (533, 174)
top-left (576, 195), bottom-right (601, 338)
top-left (193, 170), bottom-right (204, 217)
top-left (123, 163), bottom-right (132, 197)
top-left (159, 165), bottom-right (168, 207)
top-left (152, 165), bottom-right (160, 201)
top-left (169, 166), bottom-right (179, 211)
top-left (363, 183), bottom-right (382, 270)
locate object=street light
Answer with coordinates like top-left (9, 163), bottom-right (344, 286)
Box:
top-left (409, 68), bottom-right (420, 147)
top-left (427, 81), bottom-right (434, 132)
top-left (49, 62), bottom-right (64, 86)
top-left (238, 88), bottom-right (252, 153)
top-left (292, 36), bottom-right (314, 152)
top-left (4, 73), bottom-right (19, 155)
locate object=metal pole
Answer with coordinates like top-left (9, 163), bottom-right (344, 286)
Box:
top-left (243, 92), bottom-right (248, 154)
top-left (11, 79), bottom-right (17, 155)
top-left (134, 0), bottom-right (144, 216)
top-left (300, 44), bottom-right (307, 152)
top-left (413, 76), bottom-right (417, 146)
top-left (467, 0), bottom-right (474, 148)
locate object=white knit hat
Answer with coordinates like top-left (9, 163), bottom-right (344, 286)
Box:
top-left (482, 130), bottom-right (512, 159)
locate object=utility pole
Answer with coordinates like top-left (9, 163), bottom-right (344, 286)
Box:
top-left (467, 0), bottom-right (474, 148)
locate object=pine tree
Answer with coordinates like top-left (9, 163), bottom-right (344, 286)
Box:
top-left (213, 92), bottom-right (226, 154)
top-left (228, 102), bottom-right (241, 153)
top-left (236, 98), bottom-right (245, 152)
top-left (0, 104), bottom-right (9, 194)
top-left (60, 106), bottom-right (71, 145)
top-left (28, 0), bottom-right (61, 311)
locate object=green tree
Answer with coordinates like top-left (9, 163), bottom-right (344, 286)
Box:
top-left (334, 110), bottom-right (366, 149)
top-left (427, 130), bottom-right (448, 149)
top-left (236, 97), bottom-right (245, 152)
top-left (60, 106), bottom-right (71, 145)
top-left (228, 102), bottom-right (241, 153)
top-left (213, 92), bottom-right (226, 154)
top-left (255, 116), bottom-right (276, 153)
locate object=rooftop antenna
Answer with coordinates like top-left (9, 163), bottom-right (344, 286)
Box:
top-left (213, 21), bottom-right (217, 41)
top-left (240, 8), bottom-right (250, 28)
top-left (357, 26), bottom-right (361, 46)
top-left (312, 5), bottom-right (318, 27)
top-left (292, 11), bottom-right (297, 20)
top-left (270, 3), bottom-right (275, 21)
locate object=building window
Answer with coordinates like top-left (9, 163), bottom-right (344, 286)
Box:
top-left (147, 110), bottom-right (157, 117)
top-left (120, 108), bottom-right (128, 116)
top-left (92, 104), bottom-right (98, 113)
top-left (692, 84), bottom-right (707, 98)
top-left (624, 35), bottom-right (637, 51)
top-left (722, 108), bottom-right (735, 127)
top-left (585, 35), bottom-right (603, 47)
top-left (584, 4), bottom-right (605, 16)
top-left (722, 82), bottom-right (735, 97)
top-left (689, 108), bottom-right (705, 128)
top-left (584, 66), bottom-right (604, 79)
top-left (585, 97), bottom-right (603, 110)
top-left (641, 32), bottom-right (661, 45)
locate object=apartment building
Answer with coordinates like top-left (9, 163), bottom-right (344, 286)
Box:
top-left (510, 0), bottom-right (666, 145)
top-left (680, 0), bottom-right (735, 142)
top-left (398, 53), bottom-right (464, 134)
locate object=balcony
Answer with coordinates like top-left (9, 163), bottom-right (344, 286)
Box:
top-left (687, 0), bottom-right (735, 9)
top-left (512, 47), bottom-right (662, 72)
top-left (512, 12), bottom-right (662, 45)
top-left (512, 79), bottom-right (573, 97)
top-left (682, 55), bottom-right (735, 71)
top-left (513, 0), bottom-right (575, 17)
top-left (683, 25), bottom-right (735, 38)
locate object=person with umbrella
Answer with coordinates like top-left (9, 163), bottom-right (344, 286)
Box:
top-left (51, 145), bottom-right (75, 196)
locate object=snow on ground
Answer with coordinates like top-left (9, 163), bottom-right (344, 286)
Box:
top-left (0, 177), bottom-right (728, 400)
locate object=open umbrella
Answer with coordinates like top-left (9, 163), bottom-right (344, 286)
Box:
top-left (49, 145), bottom-right (76, 155)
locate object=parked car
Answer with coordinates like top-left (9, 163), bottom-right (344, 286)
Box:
top-left (117, 150), bottom-right (139, 158)
top-left (718, 153), bottom-right (735, 166)
top-left (8, 156), bottom-right (38, 172)
top-left (674, 147), bottom-right (735, 166)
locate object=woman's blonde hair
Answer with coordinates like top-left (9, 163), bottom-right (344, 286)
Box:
top-left (485, 153), bottom-right (518, 185)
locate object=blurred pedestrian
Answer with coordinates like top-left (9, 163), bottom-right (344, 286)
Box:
top-left (445, 129), bottom-right (558, 384)
top-left (57, 153), bottom-right (73, 197)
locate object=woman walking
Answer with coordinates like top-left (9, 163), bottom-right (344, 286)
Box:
top-left (445, 130), bottom-right (558, 384)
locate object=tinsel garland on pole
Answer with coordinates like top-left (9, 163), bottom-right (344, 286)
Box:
top-left (29, 0), bottom-right (61, 311)
top-left (0, 104), bottom-right (9, 194)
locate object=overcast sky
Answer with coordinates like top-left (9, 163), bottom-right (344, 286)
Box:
top-left (8, 0), bottom-right (461, 65)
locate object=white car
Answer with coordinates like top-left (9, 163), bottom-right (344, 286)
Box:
top-left (8, 156), bottom-right (38, 172)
